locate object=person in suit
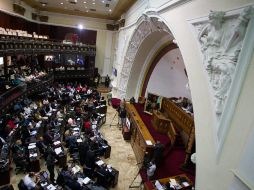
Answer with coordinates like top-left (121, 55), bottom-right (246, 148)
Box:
top-left (85, 148), bottom-right (96, 170)
top-left (119, 107), bottom-right (126, 129)
top-left (46, 151), bottom-right (56, 182)
top-left (152, 141), bottom-right (165, 166)
top-left (79, 140), bottom-right (89, 166)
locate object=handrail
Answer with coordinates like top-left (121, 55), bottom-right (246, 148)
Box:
top-left (0, 73), bottom-right (54, 111)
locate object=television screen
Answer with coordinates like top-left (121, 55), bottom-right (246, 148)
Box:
top-left (0, 57), bottom-right (3, 65)
top-left (77, 55), bottom-right (85, 65)
top-left (45, 55), bottom-right (54, 62)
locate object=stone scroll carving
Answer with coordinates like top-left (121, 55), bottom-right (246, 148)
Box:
top-left (116, 14), bottom-right (171, 99)
top-left (197, 7), bottom-right (253, 118)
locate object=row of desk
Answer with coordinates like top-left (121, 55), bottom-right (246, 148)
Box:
top-left (126, 103), bottom-right (155, 166)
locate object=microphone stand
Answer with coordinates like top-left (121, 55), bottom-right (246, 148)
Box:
top-left (129, 161), bottom-right (144, 189)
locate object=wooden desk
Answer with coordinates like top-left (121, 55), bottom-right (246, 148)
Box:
top-left (151, 111), bottom-right (172, 134)
top-left (144, 174), bottom-right (192, 190)
top-left (126, 103), bottom-right (155, 165)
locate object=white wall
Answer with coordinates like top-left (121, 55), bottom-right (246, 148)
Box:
top-left (146, 48), bottom-right (191, 99)
top-left (113, 0), bottom-right (254, 189)
top-left (95, 30), bottom-right (113, 76)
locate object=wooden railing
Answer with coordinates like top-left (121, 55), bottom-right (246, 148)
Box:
top-left (126, 103), bottom-right (155, 165)
top-left (161, 98), bottom-right (195, 168)
top-left (0, 73), bottom-right (54, 114)
top-left (0, 34), bottom-right (96, 56)
top-left (161, 98), bottom-right (194, 134)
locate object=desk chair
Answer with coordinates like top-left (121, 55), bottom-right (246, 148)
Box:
top-left (96, 171), bottom-right (111, 189)
top-left (83, 166), bottom-right (94, 178)
top-left (69, 152), bottom-right (80, 165)
top-left (18, 179), bottom-right (28, 190)
top-left (13, 156), bottom-right (27, 174)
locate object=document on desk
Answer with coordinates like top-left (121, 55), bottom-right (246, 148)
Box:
top-left (28, 144), bottom-right (36, 149)
top-left (83, 177), bottom-right (91, 184)
top-left (170, 179), bottom-right (177, 186)
top-left (96, 160), bottom-right (104, 166)
top-left (29, 153), bottom-right (38, 158)
top-left (155, 180), bottom-right (164, 190)
top-left (54, 147), bottom-right (62, 155)
top-left (47, 184), bottom-right (56, 190)
top-left (53, 141), bottom-right (61, 146)
top-left (182, 182), bottom-right (190, 187)
top-left (72, 165), bottom-right (81, 174)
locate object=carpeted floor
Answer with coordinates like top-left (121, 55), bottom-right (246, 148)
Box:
top-left (133, 103), bottom-right (195, 183)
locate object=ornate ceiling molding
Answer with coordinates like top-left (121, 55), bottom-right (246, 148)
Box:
top-left (116, 13), bottom-right (172, 99)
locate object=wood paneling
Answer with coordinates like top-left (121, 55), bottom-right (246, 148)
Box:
top-left (126, 103), bottom-right (155, 165)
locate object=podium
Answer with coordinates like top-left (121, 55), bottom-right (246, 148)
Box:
top-left (151, 111), bottom-right (172, 134)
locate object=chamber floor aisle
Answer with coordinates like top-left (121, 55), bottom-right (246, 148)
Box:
top-left (100, 105), bottom-right (142, 190)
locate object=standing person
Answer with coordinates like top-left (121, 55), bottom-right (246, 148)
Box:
top-left (118, 106), bottom-right (127, 129)
top-left (152, 141), bottom-right (165, 166)
top-left (46, 151), bottom-right (56, 183)
top-left (105, 74), bottom-right (110, 88)
top-left (107, 92), bottom-right (112, 106)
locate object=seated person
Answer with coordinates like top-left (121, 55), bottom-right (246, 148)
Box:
top-left (85, 148), bottom-right (96, 170)
top-left (147, 161), bottom-right (156, 180)
top-left (23, 172), bottom-right (39, 190)
top-left (65, 177), bottom-right (83, 190)
top-left (57, 165), bottom-right (72, 186)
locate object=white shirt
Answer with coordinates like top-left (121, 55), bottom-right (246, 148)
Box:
top-left (23, 174), bottom-right (36, 190)
top-left (68, 118), bottom-right (74, 125)
top-left (147, 163), bottom-right (156, 177)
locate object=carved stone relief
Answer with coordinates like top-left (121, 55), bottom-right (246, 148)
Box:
top-left (116, 13), bottom-right (171, 99)
top-left (196, 6), bottom-right (253, 119)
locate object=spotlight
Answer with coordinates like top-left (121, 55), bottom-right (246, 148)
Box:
top-left (78, 24), bottom-right (83, 30)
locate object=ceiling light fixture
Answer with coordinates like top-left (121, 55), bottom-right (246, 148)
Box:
top-left (60, 2), bottom-right (63, 5)
top-left (92, 2), bottom-right (95, 4)
top-left (102, 0), bottom-right (105, 3)
top-left (109, 9), bottom-right (112, 12)
top-left (78, 24), bottom-right (83, 30)
top-left (83, 1), bottom-right (86, 3)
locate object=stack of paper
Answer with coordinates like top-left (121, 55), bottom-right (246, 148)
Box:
top-left (96, 160), bottom-right (104, 166)
top-left (155, 180), bottom-right (164, 190)
top-left (83, 177), bottom-right (91, 184)
top-left (53, 141), bottom-right (61, 146)
top-left (29, 153), bottom-right (38, 158)
top-left (72, 165), bottom-right (81, 174)
top-left (28, 144), bottom-right (36, 149)
top-left (54, 147), bottom-right (62, 155)
top-left (47, 184), bottom-right (56, 190)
